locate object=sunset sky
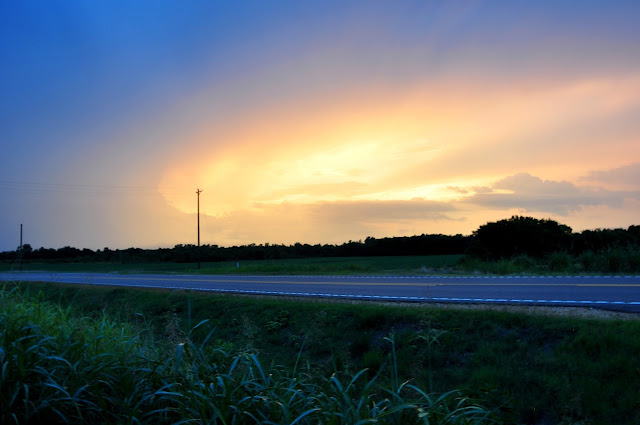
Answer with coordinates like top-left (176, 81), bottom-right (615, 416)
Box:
top-left (1, 1), bottom-right (639, 251)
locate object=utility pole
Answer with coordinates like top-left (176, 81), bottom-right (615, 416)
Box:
top-left (196, 189), bottom-right (202, 271)
top-left (19, 224), bottom-right (23, 272)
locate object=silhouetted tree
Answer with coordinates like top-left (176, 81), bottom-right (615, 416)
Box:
top-left (470, 216), bottom-right (572, 259)
top-left (3, 217), bottom-right (639, 264)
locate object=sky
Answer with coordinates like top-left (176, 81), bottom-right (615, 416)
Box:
top-left (1, 1), bottom-right (640, 251)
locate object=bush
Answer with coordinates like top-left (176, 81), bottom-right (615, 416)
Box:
top-left (577, 250), bottom-right (602, 272)
top-left (513, 255), bottom-right (537, 270)
top-left (548, 252), bottom-right (571, 272)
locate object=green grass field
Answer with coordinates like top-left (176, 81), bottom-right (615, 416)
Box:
top-left (4, 280), bottom-right (640, 424)
top-left (5, 250), bottom-right (639, 275)
top-left (0, 254), bottom-right (465, 275)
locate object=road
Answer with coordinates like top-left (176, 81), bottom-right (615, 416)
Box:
top-left (2, 272), bottom-right (640, 312)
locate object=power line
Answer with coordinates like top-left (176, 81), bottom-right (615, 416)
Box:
top-left (0, 179), bottom-right (185, 197)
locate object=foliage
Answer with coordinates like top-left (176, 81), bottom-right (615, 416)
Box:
top-left (8, 281), bottom-right (640, 424)
top-left (3, 216), bottom-right (638, 276)
top-left (459, 247), bottom-right (640, 274)
top-left (469, 216), bottom-right (573, 260)
top-left (0, 285), bottom-right (501, 424)
top-left (0, 235), bottom-right (468, 264)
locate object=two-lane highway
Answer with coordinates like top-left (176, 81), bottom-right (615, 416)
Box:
top-left (2, 272), bottom-right (640, 312)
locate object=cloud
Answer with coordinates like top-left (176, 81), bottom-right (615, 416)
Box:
top-left (200, 198), bottom-right (460, 247)
top-left (155, 72), bottom-right (640, 219)
top-left (255, 181), bottom-right (370, 202)
top-left (5, 2), bottom-right (640, 251)
top-left (582, 163), bottom-right (640, 189)
top-left (307, 199), bottom-right (458, 222)
top-left (447, 186), bottom-right (469, 195)
top-left (466, 173), bottom-right (639, 215)
top-left (494, 174), bottom-right (580, 196)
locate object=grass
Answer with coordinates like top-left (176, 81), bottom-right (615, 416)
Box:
top-left (5, 249), bottom-right (639, 275)
top-left (5, 281), bottom-right (640, 424)
top-left (1, 254), bottom-right (465, 275)
top-left (201, 255), bottom-right (466, 275)
top-left (0, 284), bottom-right (500, 424)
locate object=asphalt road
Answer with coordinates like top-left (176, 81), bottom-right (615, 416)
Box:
top-left (2, 272), bottom-right (640, 312)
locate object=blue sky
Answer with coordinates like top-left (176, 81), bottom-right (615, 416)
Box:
top-left (1, 1), bottom-right (639, 251)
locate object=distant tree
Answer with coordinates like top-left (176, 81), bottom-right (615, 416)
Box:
top-left (572, 227), bottom-right (638, 254)
top-left (57, 246), bottom-right (82, 259)
top-left (629, 225), bottom-right (640, 244)
top-left (470, 216), bottom-right (572, 259)
top-left (11, 216), bottom-right (639, 265)
top-left (17, 243), bottom-right (32, 259)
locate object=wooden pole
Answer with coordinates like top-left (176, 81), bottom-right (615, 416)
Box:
top-left (196, 189), bottom-right (202, 271)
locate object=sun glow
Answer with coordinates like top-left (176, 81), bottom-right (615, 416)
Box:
top-left (5, 1), bottom-right (640, 252)
top-left (156, 72), bottom-right (640, 239)
top-left (158, 132), bottom-right (457, 214)
top-left (157, 89), bottom-right (460, 215)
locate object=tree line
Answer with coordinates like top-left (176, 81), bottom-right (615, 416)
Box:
top-left (2, 216), bottom-right (640, 264)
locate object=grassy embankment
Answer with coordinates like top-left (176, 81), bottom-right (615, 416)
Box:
top-left (3, 281), bottom-right (640, 424)
top-left (1, 282), bottom-right (498, 424)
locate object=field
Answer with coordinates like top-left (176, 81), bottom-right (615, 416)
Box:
top-left (0, 254), bottom-right (465, 275)
top-left (2, 280), bottom-right (640, 424)
top-left (5, 249), bottom-right (639, 275)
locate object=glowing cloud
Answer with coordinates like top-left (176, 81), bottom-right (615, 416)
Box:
top-left (3, 1), bottom-right (640, 250)
top-left (158, 73), bottom-right (640, 215)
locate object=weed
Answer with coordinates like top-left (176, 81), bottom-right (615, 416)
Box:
top-left (0, 284), bottom-right (502, 424)
top-left (6, 281), bottom-right (640, 424)
top-left (363, 349), bottom-right (384, 371)
top-left (415, 325), bottom-right (448, 393)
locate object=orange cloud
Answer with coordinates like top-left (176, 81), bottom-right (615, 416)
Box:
top-left (137, 69), bottom-right (640, 247)
top-left (159, 72), bottom-right (640, 215)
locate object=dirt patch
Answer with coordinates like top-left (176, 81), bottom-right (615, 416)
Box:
top-left (410, 302), bottom-right (640, 320)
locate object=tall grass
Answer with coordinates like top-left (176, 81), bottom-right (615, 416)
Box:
top-left (0, 285), bottom-right (500, 424)
top-left (10, 281), bottom-right (640, 424)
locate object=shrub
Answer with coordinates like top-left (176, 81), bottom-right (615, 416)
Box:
top-left (548, 252), bottom-right (571, 272)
